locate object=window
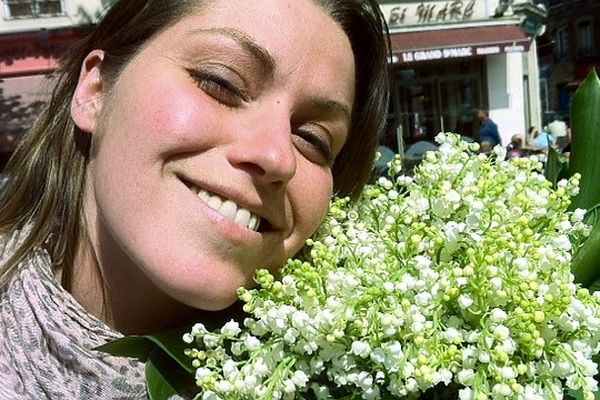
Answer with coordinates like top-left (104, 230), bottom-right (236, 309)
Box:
top-left (577, 20), bottom-right (594, 58)
top-left (4, 0), bottom-right (63, 19)
top-left (555, 26), bottom-right (569, 60)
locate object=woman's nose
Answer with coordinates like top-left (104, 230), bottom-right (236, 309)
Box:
top-left (228, 111), bottom-right (297, 190)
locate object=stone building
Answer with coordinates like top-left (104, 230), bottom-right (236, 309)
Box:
top-left (0, 1), bottom-right (547, 169)
top-left (536, 0), bottom-right (600, 125)
top-left (379, 0), bottom-right (546, 153)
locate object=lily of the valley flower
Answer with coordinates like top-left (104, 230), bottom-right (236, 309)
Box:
top-left (183, 133), bottom-right (600, 400)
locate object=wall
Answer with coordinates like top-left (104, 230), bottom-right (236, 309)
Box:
top-left (487, 52), bottom-right (527, 145)
top-left (0, 0), bottom-right (106, 34)
top-left (524, 41), bottom-right (542, 135)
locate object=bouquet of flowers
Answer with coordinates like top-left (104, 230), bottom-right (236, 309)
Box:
top-left (101, 70), bottom-right (600, 400)
top-left (181, 133), bottom-right (599, 400)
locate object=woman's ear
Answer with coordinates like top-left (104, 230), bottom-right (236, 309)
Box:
top-left (70, 50), bottom-right (105, 134)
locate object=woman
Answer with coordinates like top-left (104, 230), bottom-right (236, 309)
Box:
top-left (0, 0), bottom-right (389, 398)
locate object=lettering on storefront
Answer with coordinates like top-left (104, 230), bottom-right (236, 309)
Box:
top-left (401, 46), bottom-right (471, 62)
top-left (504, 45), bottom-right (526, 52)
top-left (476, 46), bottom-right (501, 55)
top-left (400, 44), bottom-right (526, 63)
top-left (442, 47), bottom-right (472, 58)
top-left (387, 0), bottom-right (478, 27)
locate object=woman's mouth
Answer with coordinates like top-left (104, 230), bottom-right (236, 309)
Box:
top-left (187, 184), bottom-right (261, 232)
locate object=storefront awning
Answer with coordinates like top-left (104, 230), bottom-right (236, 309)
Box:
top-left (390, 25), bottom-right (531, 64)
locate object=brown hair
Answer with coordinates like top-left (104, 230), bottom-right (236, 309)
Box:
top-left (0, 0), bottom-right (389, 288)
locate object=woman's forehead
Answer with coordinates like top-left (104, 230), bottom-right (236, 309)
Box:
top-left (145, 0), bottom-right (355, 92)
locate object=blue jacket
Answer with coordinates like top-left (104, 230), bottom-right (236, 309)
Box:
top-left (479, 119), bottom-right (502, 146)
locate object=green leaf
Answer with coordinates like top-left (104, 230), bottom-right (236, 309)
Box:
top-left (146, 348), bottom-right (197, 400)
top-left (584, 202), bottom-right (600, 228)
top-left (566, 389), bottom-right (600, 400)
top-left (545, 145), bottom-right (569, 188)
top-left (568, 68), bottom-right (600, 287)
top-left (96, 325), bottom-right (197, 399)
top-left (144, 325), bottom-right (195, 374)
top-left (572, 220), bottom-right (600, 286)
top-left (569, 68), bottom-right (600, 211)
top-left (146, 350), bottom-right (178, 400)
top-left (97, 325), bottom-right (194, 374)
top-left (566, 389), bottom-right (584, 400)
top-left (96, 335), bottom-right (157, 360)
top-left (588, 277), bottom-right (600, 293)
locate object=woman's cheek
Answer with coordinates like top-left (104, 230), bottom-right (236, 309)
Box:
top-left (135, 87), bottom-right (207, 145)
top-left (289, 164), bottom-right (333, 248)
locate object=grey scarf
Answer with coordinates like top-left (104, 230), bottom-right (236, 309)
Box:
top-left (0, 231), bottom-right (147, 399)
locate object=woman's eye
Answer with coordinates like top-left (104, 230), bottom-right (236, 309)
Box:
top-left (293, 127), bottom-right (334, 166)
top-left (186, 68), bottom-right (247, 107)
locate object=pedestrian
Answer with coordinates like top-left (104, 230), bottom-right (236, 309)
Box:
top-left (506, 134), bottom-right (527, 160)
top-left (0, 0), bottom-right (390, 398)
top-left (476, 109), bottom-right (502, 149)
top-left (532, 126), bottom-right (555, 149)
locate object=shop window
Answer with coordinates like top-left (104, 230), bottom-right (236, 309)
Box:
top-left (555, 26), bottom-right (569, 61)
top-left (577, 19), bottom-right (594, 59)
top-left (392, 61), bottom-right (483, 146)
top-left (4, 0), bottom-right (63, 19)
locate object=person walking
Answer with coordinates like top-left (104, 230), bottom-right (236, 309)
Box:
top-left (476, 109), bottom-right (502, 150)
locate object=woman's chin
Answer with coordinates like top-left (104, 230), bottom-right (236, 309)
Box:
top-left (149, 261), bottom-right (253, 313)
top-left (170, 283), bottom-right (244, 313)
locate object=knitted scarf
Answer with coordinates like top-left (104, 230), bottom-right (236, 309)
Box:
top-left (0, 231), bottom-right (147, 399)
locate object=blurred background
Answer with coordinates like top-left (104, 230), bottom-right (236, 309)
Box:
top-left (0, 0), bottom-right (593, 172)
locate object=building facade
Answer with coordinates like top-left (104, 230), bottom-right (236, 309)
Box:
top-left (0, 0), bottom-right (108, 168)
top-left (536, 0), bottom-right (600, 125)
top-left (0, 1), bottom-right (546, 169)
top-left (379, 0), bottom-right (545, 155)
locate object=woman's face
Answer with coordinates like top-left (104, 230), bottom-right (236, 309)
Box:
top-left (79, 0), bottom-right (355, 310)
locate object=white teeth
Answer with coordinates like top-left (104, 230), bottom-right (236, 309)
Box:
top-left (197, 189), bottom-right (210, 203)
top-left (207, 195), bottom-right (222, 210)
top-left (234, 208), bottom-right (251, 227)
top-left (194, 187), bottom-right (261, 231)
top-left (248, 214), bottom-right (260, 231)
top-left (219, 200), bottom-right (237, 219)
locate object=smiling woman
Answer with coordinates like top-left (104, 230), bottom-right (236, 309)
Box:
top-left (0, 0), bottom-right (389, 398)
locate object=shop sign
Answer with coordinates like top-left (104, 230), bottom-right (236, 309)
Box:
top-left (399, 43), bottom-right (526, 63)
top-left (381, 0), bottom-right (487, 27)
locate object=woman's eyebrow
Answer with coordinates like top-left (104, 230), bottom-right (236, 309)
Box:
top-left (302, 97), bottom-right (352, 126)
top-left (181, 28), bottom-right (352, 124)
top-left (183, 27), bottom-right (275, 77)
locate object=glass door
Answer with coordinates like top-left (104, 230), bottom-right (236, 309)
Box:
top-left (390, 59), bottom-right (484, 151)
top-left (395, 79), bottom-right (436, 146)
top-left (438, 76), bottom-right (482, 139)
